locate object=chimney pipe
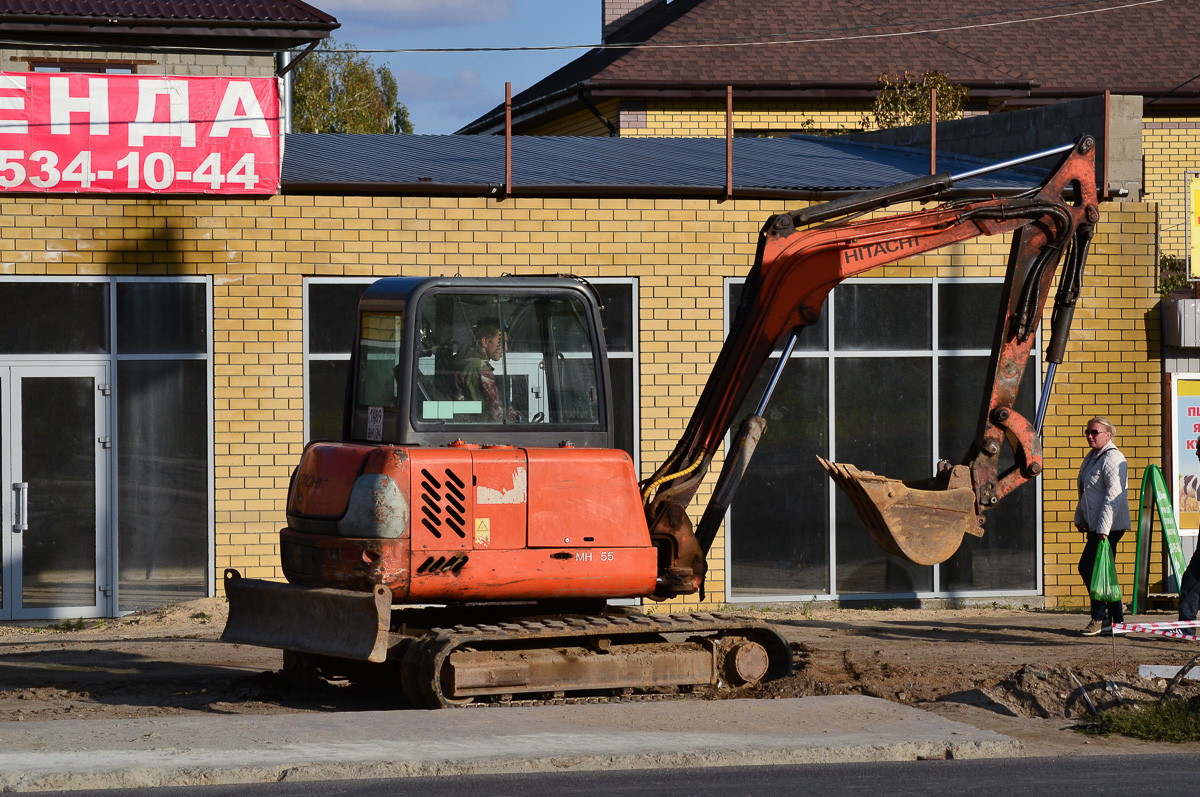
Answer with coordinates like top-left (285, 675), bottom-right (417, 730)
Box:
top-left (602, 0), bottom-right (666, 42)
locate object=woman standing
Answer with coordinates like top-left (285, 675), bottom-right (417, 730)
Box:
top-left (1075, 416), bottom-right (1131, 636)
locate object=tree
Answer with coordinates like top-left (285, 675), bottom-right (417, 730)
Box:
top-left (861, 71), bottom-right (968, 131)
top-left (292, 38), bottom-right (414, 134)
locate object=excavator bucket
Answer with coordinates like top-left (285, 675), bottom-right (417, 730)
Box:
top-left (221, 569), bottom-right (393, 663)
top-left (817, 457), bottom-right (983, 566)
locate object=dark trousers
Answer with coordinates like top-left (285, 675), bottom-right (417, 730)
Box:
top-left (1078, 530), bottom-right (1126, 623)
top-left (1179, 549), bottom-right (1200, 628)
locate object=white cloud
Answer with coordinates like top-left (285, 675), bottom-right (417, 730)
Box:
top-left (317, 0), bottom-right (515, 28)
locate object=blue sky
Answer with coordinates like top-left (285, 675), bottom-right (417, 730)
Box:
top-left (310, 0), bottom-right (599, 134)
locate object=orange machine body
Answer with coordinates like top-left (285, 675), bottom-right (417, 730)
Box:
top-left (280, 441), bottom-right (658, 602)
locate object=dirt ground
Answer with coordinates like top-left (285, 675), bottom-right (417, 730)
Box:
top-left (3, 599), bottom-right (1200, 756)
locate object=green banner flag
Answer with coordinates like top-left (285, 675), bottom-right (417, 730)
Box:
top-left (1132, 464), bottom-right (1188, 614)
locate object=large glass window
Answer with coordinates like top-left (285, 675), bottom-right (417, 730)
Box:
top-left (0, 282), bottom-right (109, 354)
top-left (727, 280), bottom-right (831, 595)
top-left (0, 277), bottom-right (213, 614)
top-left (305, 280), bottom-right (374, 441)
top-left (116, 280), bottom-right (211, 612)
top-left (725, 277), bottom-right (1039, 600)
top-left (117, 360), bottom-right (209, 610)
top-left (592, 279), bottom-right (639, 464)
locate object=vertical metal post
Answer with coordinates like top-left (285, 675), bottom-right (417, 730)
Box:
top-left (505, 82), bottom-right (512, 200)
top-left (725, 85), bottom-right (733, 201)
top-left (1102, 90), bottom-right (1110, 202)
top-left (930, 87), bottom-right (937, 175)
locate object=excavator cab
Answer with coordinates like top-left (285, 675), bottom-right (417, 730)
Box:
top-left (344, 276), bottom-right (615, 450)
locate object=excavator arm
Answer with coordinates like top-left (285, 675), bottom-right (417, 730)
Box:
top-left (644, 137), bottom-right (1099, 596)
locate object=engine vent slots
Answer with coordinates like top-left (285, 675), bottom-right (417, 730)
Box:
top-left (420, 467), bottom-right (468, 540)
top-left (417, 554), bottom-right (469, 575)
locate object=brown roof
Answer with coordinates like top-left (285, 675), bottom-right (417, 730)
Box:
top-left (462, 0), bottom-right (1197, 132)
top-left (0, 0), bottom-right (337, 50)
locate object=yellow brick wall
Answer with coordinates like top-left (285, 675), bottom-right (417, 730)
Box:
top-left (527, 99), bottom-right (869, 138)
top-left (0, 194), bottom-right (1160, 608)
top-left (1142, 118), bottom-right (1200, 258)
top-left (623, 99), bottom-right (870, 138)
top-left (1040, 202), bottom-right (1161, 608)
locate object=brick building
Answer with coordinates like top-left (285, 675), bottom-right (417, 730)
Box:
top-left (0, 0), bottom-right (1172, 619)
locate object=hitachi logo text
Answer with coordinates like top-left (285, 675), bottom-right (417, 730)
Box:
top-left (842, 236), bottom-right (920, 264)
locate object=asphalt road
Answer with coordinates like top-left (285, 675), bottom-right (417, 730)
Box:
top-left (59, 754), bottom-right (1196, 797)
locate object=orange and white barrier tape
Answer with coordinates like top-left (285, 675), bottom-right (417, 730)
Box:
top-left (1111, 620), bottom-right (1200, 639)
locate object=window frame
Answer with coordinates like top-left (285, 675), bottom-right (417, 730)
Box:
top-left (586, 277), bottom-right (641, 473)
top-left (0, 275), bottom-right (215, 611)
top-left (722, 275), bottom-right (1042, 603)
top-left (303, 277), bottom-right (377, 443)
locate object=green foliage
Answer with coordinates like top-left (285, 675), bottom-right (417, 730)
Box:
top-left (293, 38), bottom-right (414, 134)
top-left (1082, 695), bottom-right (1200, 742)
top-left (1160, 253), bottom-right (1190, 299)
top-left (50, 618), bottom-right (86, 631)
top-left (862, 71), bottom-right (969, 131)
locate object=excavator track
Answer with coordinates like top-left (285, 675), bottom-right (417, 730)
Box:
top-left (396, 611), bottom-right (793, 709)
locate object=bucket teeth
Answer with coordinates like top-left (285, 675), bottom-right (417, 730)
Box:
top-left (817, 456), bottom-right (981, 566)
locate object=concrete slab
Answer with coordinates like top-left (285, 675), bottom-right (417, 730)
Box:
top-left (0, 696), bottom-right (1021, 792)
top-left (1140, 665), bottom-right (1200, 680)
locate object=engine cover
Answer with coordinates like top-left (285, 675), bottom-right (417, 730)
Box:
top-left (281, 441), bottom-right (658, 602)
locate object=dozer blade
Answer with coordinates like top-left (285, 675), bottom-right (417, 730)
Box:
top-left (817, 457), bottom-right (983, 566)
top-left (221, 569), bottom-right (392, 663)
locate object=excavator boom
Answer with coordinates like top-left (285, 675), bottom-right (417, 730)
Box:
top-left (644, 137), bottom-right (1098, 570)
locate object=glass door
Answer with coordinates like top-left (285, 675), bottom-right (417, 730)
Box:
top-left (1, 364), bottom-right (109, 619)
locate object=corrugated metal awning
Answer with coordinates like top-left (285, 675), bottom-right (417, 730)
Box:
top-left (281, 133), bottom-right (1063, 201)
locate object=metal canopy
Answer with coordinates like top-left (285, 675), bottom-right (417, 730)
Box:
top-left (281, 133), bottom-right (1056, 200)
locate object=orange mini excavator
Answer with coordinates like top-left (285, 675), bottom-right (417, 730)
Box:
top-left (223, 138), bottom-right (1099, 707)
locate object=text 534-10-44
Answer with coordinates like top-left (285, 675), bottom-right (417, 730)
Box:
top-left (0, 149), bottom-right (259, 191)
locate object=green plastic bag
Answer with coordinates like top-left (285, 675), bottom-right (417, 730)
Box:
top-left (1090, 537), bottom-right (1122, 603)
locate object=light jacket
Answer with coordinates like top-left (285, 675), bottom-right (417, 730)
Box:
top-left (1074, 441), bottom-right (1132, 535)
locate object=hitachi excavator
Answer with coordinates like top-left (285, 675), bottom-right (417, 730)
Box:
top-left (223, 137), bottom-right (1100, 707)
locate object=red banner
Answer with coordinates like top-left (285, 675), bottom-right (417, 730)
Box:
top-left (0, 73), bottom-right (281, 195)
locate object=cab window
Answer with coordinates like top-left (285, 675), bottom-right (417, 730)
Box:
top-left (356, 311), bottom-right (404, 408)
top-left (415, 292), bottom-right (601, 426)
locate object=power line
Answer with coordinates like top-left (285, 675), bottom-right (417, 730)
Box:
top-left (314, 0), bottom-right (1167, 55)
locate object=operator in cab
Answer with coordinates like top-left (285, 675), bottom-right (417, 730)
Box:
top-left (454, 319), bottom-right (517, 422)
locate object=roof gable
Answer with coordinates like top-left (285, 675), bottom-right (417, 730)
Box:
top-left (463, 0), bottom-right (1198, 132)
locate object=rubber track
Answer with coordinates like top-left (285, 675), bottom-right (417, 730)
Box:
top-left (399, 611), bottom-right (793, 709)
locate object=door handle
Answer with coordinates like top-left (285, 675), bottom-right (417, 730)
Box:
top-left (12, 482), bottom-right (27, 533)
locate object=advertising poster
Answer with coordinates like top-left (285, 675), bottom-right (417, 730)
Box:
top-left (0, 72), bottom-right (281, 195)
top-left (1175, 376), bottom-right (1200, 533)
top-left (1192, 174), bottom-right (1200, 280)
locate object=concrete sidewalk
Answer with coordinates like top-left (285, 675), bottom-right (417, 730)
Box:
top-left (0, 696), bottom-right (1022, 792)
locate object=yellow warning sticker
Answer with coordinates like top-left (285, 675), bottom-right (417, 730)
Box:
top-left (474, 518), bottom-right (490, 547)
